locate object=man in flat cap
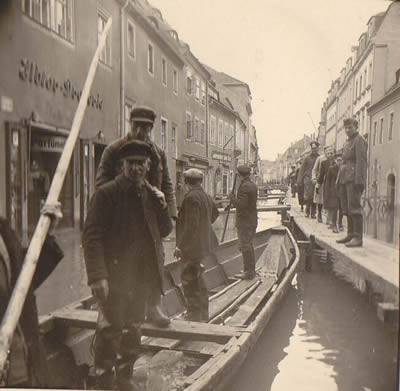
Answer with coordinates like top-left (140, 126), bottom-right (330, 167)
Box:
top-left (175, 168), bottom-right (219, 321)
top-left (336, 118), bottom-right (367, 247)
top-left (95, 105), bottom-right (176, 331)
top-left (229, 165), bottom-right (258, 279)
top-left (297, 141), bottom-right (320, 218)
top-left (82, 140), bottom-right (172, 390)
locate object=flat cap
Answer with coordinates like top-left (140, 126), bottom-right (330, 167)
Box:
top-left (130, 105), bottom-right (156, 124)
top-left (119, 139), bottom-right (152, 160)
top-left (310, 140), bottom-right (320, 148)
top-left (237, 165), bottom-right (251, 175)
top-left (183, 168), bottom-right (203, 180)
top-left (343, 118), bottom-right (358, 128)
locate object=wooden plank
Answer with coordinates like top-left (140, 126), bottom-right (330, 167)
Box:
top-left (257, 205), bottom-right (290, 213)
top-left (227, 277), bottom-right (276, 326)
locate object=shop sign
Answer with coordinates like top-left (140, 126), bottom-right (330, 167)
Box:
top-left (32, 135), bottom-right (66, 153)
top-left (212, 151), bottom-right (232, 162)
top-left (19, 58), bottom-right (103, 111)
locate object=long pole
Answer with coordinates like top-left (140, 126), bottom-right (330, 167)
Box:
top-left (221, 172), bottom-right (238, 242)
top-left (0, 18), bottom-right (112, 373)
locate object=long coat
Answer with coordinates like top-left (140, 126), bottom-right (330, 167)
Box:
top-left (176, 185), bottom-right (219, 261)
top-left (233, 177), bottom-right (258, 229)
top-left (82, 175), bottom-right (172, 294)
top-left (297, 153), bottom-right (319, 201)
top-left (95, 136), bottom-right (177, 217)
top-left (337, 133), bottom-right (368, 186)
top-left (0, 218), bottom-right (63, 386)
top-left (312, 155), bottom-right (326, 204)
top-left (318, 160), bottom-right (339, 209)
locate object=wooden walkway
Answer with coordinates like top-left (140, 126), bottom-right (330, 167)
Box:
top-left (288, 196), bottom-right (398, 307)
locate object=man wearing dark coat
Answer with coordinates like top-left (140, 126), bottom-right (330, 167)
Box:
top-left (297, 141), bottom-right (320, 218)
top-left (288, 165), bottom-right (297, 198)
top-left (82, 140), bottom-right (172, 390)
top-left (296, 159), bottom-right (304, 212)
top-left (230, 165), bottom-right (258, 280)
top-left (0, 205), bottom-right (63, 388)
top-left (175, 169), bottom-right (219, 322)
top-left (336, 118), bottom-right (368, 247)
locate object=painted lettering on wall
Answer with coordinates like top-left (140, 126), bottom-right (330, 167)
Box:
top-left (212, 152), bottom-right (232, 162)
top-left (32, 135), bottom-right (66, 153)
top-left (19, 58), bottom-right (104, 111)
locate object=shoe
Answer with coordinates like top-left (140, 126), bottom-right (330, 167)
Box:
top-left (338, 225), bottom-right (344, 232)
top-left (182, 311), bottom-right (202, 322)
top-left (146, 305), bottom-right (170, 327)
top-left (235, 271), bottom-right (256, 280)
top-left (336, 235), bottom-right (353, 244)
top-left (332, 227), bottom-right (339, 233)
top-left (345, 237), bottom-right (362, 247)
top-left (318, 215), bottom-right (323, 223)
top-left (311, 215), bottom-right (316, 219)
top-left (305, 213), bottom-right (310, 218)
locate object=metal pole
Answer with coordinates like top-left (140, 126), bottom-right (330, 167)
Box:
top-left (0, 18), bottom-right (112, 373)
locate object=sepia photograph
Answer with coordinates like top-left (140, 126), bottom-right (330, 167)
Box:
top-left (0, 0), bottom-right (398, 389)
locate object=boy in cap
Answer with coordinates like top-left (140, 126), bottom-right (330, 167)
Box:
top-left (229, 165), bottom-right (258, 279)
top-left (175, 168), bottom-right (219, 321)
top-left (82, 139), bottom-right (172, 390)
top-left (336, 118), bottom-right (367, 247)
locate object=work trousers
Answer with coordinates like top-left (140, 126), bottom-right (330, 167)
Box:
top-left (181, 259), bottom-right (209, 320)
top-left (237, 225), bottom-right (256, 274)
top-left (339, 182), bottom-right (363, 216)
top-left (297, 184), bottom-right (304, 206)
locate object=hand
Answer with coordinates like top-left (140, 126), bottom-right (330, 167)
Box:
top-left (90, 279), bottom-right (109, 303)
top-left (151, 186), bottom-right (167, 209)
top-left (41, 202), bottom-right (63, 233)
top-left (174, 247), bottom-right (182, 261)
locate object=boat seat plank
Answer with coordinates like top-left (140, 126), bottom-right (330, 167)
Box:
top-left (226, 276), bottom-right (276, 326)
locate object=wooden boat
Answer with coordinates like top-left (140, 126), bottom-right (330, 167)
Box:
top-left (38, 223), bottom-right (300, 390)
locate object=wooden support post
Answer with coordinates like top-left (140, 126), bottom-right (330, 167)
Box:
top-left (296, 240), bottom-right (310, 272)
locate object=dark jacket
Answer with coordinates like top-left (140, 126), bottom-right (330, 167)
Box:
top-left (337, 133), bottom-right (367, 186)
top-left (95, 136), bottom-right (177, 217)
top-left (82, 175), bottom-right (172, 293)
top-left (318, 160), bottom-right (339, 209)
top-left (176, 185), bottom-right (219, 261)
top-left (233, 177), bottom-right (258, 228)
top-left (297, 153), bottom-right (319, 201)
top-left (0, 218), bottom-right (63, 386)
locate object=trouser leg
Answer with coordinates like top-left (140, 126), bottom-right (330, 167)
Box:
top-left (317, 204), bottom-right (323, 222)
top-left (237, 226), bottom-right (256, 278)
top-left (311, 202), bottom-right (316, 218)
top-left (305, 201), bottom-right (310, 217)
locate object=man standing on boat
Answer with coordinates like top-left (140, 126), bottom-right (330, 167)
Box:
top-left (230, 165), bottom-right (258, 280)
top-left (336, 118), bottom-right (367, 247)
top-left (297, 141), bottom-right (320, 218)
top-left (82, 140), bottom-right (172, 390)
top-left (95, 105), bottom-right (174, 326)
top-left (175, 169), bottom-right (219, 322)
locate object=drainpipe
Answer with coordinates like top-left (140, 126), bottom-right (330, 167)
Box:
top-left (120, 0), bottom-right (129, 137)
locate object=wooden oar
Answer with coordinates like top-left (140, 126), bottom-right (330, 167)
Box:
top-left (221, 173), bottom-right (238, 242)
top-left (0, 18), bottom-right (112, 374)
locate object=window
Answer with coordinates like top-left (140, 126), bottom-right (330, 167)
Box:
top-left (98, 11), bottom-right (111, 66)
top-left (195, 77), bottom-right (200, 101)
top-left (229, 124), bottom-right (234, 149)
top-left (124, 102), bottom-right (133, 136)
top-left (186, 112), bottom-right (192, 138)
top-left (224, 122), bottom-right (230, 148)
top-left (147, 42), bottom-right (154, 75)
top-left (210, 116), bottom-right (216, 145)
top-left (355, 80), bottom-right (358, 100)
top-left (173, 69), bottom-right (178, 94)
top-left (186, 74), bottom-right (192, 94)
top-left (127, 20), bottom-right (135, 58)
top-left (194, 117), bottom-right (199, 142)
top-left (200, 121), bottom-right (205, 145)
top-left (171, 125), bottom-right (177, 158)
top-left (388, 113), bottom-right (394, 141)
top-left (161, 118), bottom-right (167, 150)
top-left (218, 120), bottom-right (223, 146)
top-left (369, 62), bottom-right (373, 85)
top-left (379, 118), bottom-right (384, 144)
top-left (201, 82), bottom-right (206, 105)
top-left (359, 76), bottom-right (362, 96)
top-left (364, 69), bottom-right (367, 89)
top-left (161, 57), bottom-right (167, 86)
top-left (23, 0), bottom-right (74, 42)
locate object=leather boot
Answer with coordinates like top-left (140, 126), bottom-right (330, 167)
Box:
top-left (345, 215), bottom-right (363, 247)
top-left (236, 250), bottom-right (256, 280)
top-left (336, 216), bottom-right (353, 244)
top-left (146, 305), bottom-right (170, 327)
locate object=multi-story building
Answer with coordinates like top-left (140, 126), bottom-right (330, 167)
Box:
top-left (317, 102), bottom-right (327, 147)
top-left (0, 0), bottom-right (121, 239)
top-left (325, 79), bottom-right (339, 148)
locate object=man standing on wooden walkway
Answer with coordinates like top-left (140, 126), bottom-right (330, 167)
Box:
top-left (175, 169), bottom-right (219, 322)
top-left (230, 165), bottom-right (258, 280)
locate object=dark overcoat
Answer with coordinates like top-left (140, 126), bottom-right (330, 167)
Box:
top-left (82, 175), bottom-right (172, 294)
top-left (0, 218), bottom-right (63, 386)
top-left (318, 160), bottom-right (339, 209)
top-left (176, 185), bottom-right (219, 261)
top-left (336, 133), bottom-right (368, 186)
top-left (95, 136), bottom-right (177, 217)
top-left (234, 177), bottom-right (258, 229)
top-left (297, 153), bottom-right (319, 201)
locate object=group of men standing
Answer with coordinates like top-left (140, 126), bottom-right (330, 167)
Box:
top-left (296, 118), bottom-right (367, 248)
top-left (81, 106), bottom-right (258, 390)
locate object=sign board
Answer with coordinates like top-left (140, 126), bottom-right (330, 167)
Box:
top-left (212, 151), bottom-right (232, 162)
top-left (1, 96), bottom-right (13, 112)
top-left (32, 134), bottom-right (66, 153)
